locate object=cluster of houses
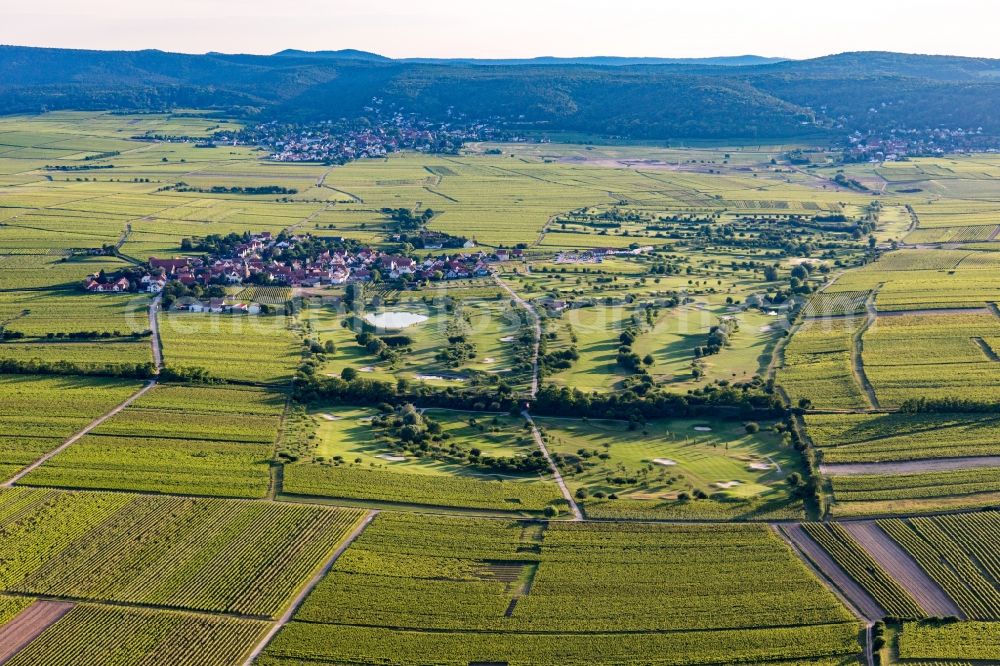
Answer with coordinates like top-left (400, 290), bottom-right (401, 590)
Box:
top-left (83, 232), bottom-right (533, 298)
top-left (142, 247), bottom-right (525, 288)
top-left (844, 127), bottom-right (995, 162)
top-left (83, 275), bottom-right (134, 293)
top-left (181, 298), bottom-right (261, 314)
top-left (554, 246), bottom-right (653, 264)
top-left (215, 114), bottom-right (501, 165)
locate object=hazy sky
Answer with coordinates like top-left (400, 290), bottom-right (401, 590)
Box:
top-left (3, 0), bottom-right (997, 59)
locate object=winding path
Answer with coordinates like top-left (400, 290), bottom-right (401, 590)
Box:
top-left (492, 274), bottom-right (580, 520)
top-left (852, 290), bottom-right (881, 410)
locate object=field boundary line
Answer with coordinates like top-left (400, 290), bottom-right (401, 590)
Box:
top-left (800, 305), bottom-right (992, 320)
top-left (239, 509), bottom-right (379, 666)
top-left (0, 592), bottom-right (271, 622)
top-left (287, 616), bottom-right (860, 636)
top-left (1, 380), bottom-right (157, 488)
top-left (319, 183), bottom-right (363, 203)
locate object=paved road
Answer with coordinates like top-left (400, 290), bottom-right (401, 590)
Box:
top-left (240, 510), bottom-right (378, 666)
top-left (822, 456), bottom-right (1000, 477)
top-left (841, 521), bottom-right (964, 618)
top-left (776, 524), bottom-right (884, 623)
top-left (1, 381), bottom-right (157, 488)
top-left (523, 410), bottom-right (582, 521)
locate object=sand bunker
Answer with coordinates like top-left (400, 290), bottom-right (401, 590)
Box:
top-left (378, 454), bottom-right (407, 462)
top-left (483, 357), bottom-right (496, 363)
top-left (415, 374), bottom-right (466, 382)
top-left (358, 366), bottom-right (375, 373)
top-left (653, 458), bottom-right (678, 466)
top-left (749, 462), bottom-right (773, 471)
top-left (319, 413), bottom-right (341, 421)
top-left (714, 481), bottom-right (741, 489)
top-left (693, 426), bottom-right (712, 432)
top-left (499, 336), bottom-right (515, 342)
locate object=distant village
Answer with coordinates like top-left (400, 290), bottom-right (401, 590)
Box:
top-left (82, 231), bottom-right (528, 308)
top-left (843, 126), bottom-right (999, 162)
top-left (213, 108), bottom-right (512, 164)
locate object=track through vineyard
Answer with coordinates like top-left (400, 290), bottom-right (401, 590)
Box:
top-left (840, 522), bottom-right (964, 618)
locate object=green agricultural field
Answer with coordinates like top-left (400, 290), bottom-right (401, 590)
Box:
top-left (863, 313), bottom-right (1000, 407)
top-left (828, 470), bottom-right (1000, 518)
top-left (778, 317), bottom-right (867, 410)
top-left (897, 620), bottom-right (1000, 663)
top-left (159, 311), bottom-right (301, 385)
top-left (0, 487), bottom-right (366, 617)
top-left (0, 374), bottom-right (142, 481)
top-left (801, 522), bottom-right (926, 619)
top-left (4, 604), bottom-right (268, 666)
top-left (806, 412), bottom-right (1000, 463)
top-left (260, 513), bottom-right (861, 665)
top-left (3, 112), bottom-right (1000, 665)
top-left (878, 514), bottom-right (1000, 620)
top-left (20, 384), bottom-right (284, 498)
top-left (831, 250), bottom-right (1000, 311)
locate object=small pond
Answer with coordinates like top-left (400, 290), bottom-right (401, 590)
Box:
top-left (364, 311), bottom-right (429, 329)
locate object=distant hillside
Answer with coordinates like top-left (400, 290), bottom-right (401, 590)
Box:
top-left (2, 46), bottom-right (1000, 140)
top-left (272, 49), bottom-right (391, 62)
top-left (272, 51), bottom-right (787, 67)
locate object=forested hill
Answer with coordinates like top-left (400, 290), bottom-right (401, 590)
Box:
top-left (272, 50), bottom-right (787, 67)
top-left (2, 45), bottom-right (1000, 139)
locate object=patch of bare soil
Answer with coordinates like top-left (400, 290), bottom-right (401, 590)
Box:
top-left (841, 521), bottom-right (964, 618)
top-left (0, 601), bottom-right (75, 663)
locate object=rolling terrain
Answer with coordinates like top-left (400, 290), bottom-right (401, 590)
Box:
top-left (0, 111), bottom-right (997, 665)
